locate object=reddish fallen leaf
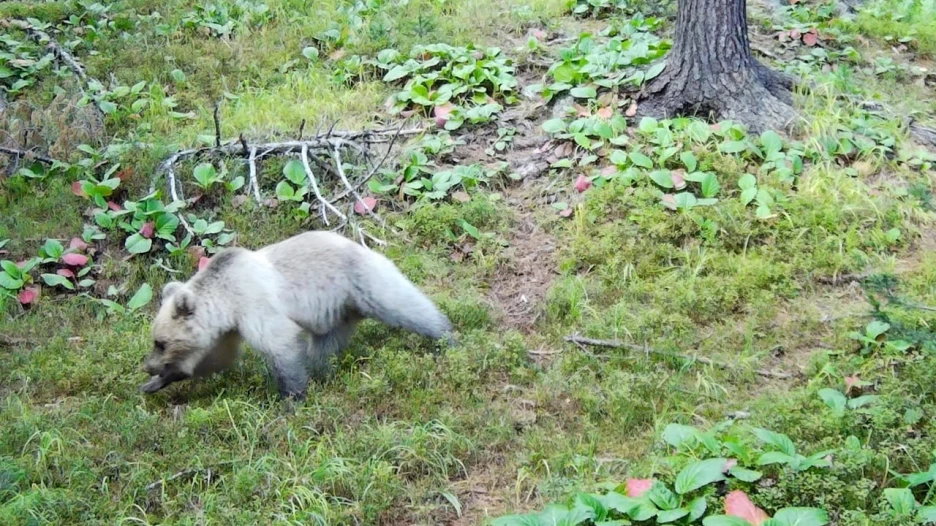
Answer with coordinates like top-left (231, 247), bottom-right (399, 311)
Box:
top-left (107, 201), bottom-right (122, 212)
top-left (116, 167), bottom-right (134, 181)
top-left (803, 29), bottom-right (818, 47)
top-left (61, 253), bottom-right (89, 267)
top-left (626, 479), bottom-right (653, 498)
top-left (329, 49), bottom-right (346, 61)
top-left (597, 106), bottom-right (613, 119)
top-left (263, 198), bottom-right (279, 208)
top-left (434, 103), bottom-right (455, 127)
top-left (452, 191), bottom-right (471, 203)
top-left (69, 237), bottom-right (89, 252)
top-left (71, 181), bottom-right (86, 197)
top-left (530, 28), bottom-right (548, 40)
top-left (18, 286), bottom-right (39, 306)
top-left (450, 250), bottom-right (465, 263)
top-left (601, 165), bottom-right (618, 176)
top-left (625, 102), bottom-right (638, 117)
top-left (231, 195), bottom-right (248, 208)
top-left (140, 222), bottom-right (156, 239)
top-left (16, 259), bottom-right (30, 268)
top-left (558, 208), bottom-right (573, 218)
top-left (844, 375), bottom-right (860, 393)
top-left (661, 193), bottom-right (677, 210)
top-left (574, 104), bottom-right (590, 117)
top-left (790, 28), bottom-right (801, 40)
top-left (672, 171), bottom-right (687, 190)
top-left (198, 256), bottom-right (210, 271)
top-left (725, 490), bottom-right (770, 525)
top-left (723, 459), bottom-right (738, 472)
top-left (354, 197), bottom-right (378, 215)
top-left (710, 123), bottom-right (722, 132)
top-left (189, 246), bottom-right (206, 261)
top-left (574, 175), bottom-right (592, 193)
top-left (777, 32), bottom-right (788, 42)
top-left (472, 51), bottom-right (484, 60)
top-left (400, 109), bottom-right (417, 118)
top-left (56, 268), bottom-right (76, 279)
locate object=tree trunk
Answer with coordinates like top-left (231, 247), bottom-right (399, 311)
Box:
top-left (640, 0), bottom-right (796, 133)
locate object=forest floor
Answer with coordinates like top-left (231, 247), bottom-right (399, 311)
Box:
top-left (2, 0), bottom-right (936, 524)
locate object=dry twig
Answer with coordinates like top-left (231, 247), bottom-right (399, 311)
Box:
top-left (565, 334), bottom-right (793, 379)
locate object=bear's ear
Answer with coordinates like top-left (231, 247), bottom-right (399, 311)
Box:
top-left (172, 288), bottom-right (195, 318)
top-left (162, 281), bottom-right (183, 303)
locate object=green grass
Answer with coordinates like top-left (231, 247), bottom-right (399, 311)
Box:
top-left (853, 0), bottom-right (936, 57)
top-left (2, 0), bottom-right (936, 524)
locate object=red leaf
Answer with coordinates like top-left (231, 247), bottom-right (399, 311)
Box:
top-left (710, 123), bottom-right (722, 132)
top-left (353, 197), bottom-right (377, 215)
top-left (107, 201), bottom-right (122, 212)
top-left (844, 375), bottom-right (860, 393)
top-left (71, 181), bottom-right (86, 197)
top-left (16, 259), bottom-right (30, 268)
top-left (601, 165), bottom-right (618, 176)
top-left (434, 103), bottom-right (455, 127)
top-left (574, 104), bottom-right (590, 117)
top-left (574, 175), bottom-right (592, 193)
top-left (18, 286), bottom-right (39, 305)
top-left (790, 28), bottom-right (801, 40)
top-left (56, 268), bottom-right (75, 279)
top-left (69, 237), bottom-right (88, 252)
top-left (661, 193), bottom-right (677, 210)
top-left (189, 246), bottom-right (206, 261)
top-left (597, 106), bottom-right (613, 119)
top-left (530, 28), bottom-right (548, 40)
top-left (723, 459), bottom-right (738, 472)
top-left (198, 257), bottom-right (210, 271)
top-left (672, 171), bottom-right (687, 190)
top-left (116, 167), bottom-right (134, 181)
top-left (558, 208), bottom-right (573, 218)
top-left (626, 479), bottom-right (653, 498)
top-left (803, 29), bottom-right (818, 47)
top-left (140, 222), bottom-right (155, 239)
top-left (725, 490), bottom-right (770, 525)
top-left (61, 253), bottom-right (89, 267)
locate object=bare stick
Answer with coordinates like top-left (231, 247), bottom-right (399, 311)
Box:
top-left (329, 123), bottom-right (407, 203)
top-left (213, 101), bottom-right (222, 149)
top-left (565, 335), bottom-right (793, 380)
top-left (300, 144), bottom-right (346, 225)
top-left (331, 146), bottom-right (384, 225)
top-left (298, 119), bottom-right (306, 140)
top-left (0, 146), bottom-right (57, 166)
top-left (247, 147), bottom-right (261, 203)
top-left (145, 468), bottom-right (215, 492)
top-left (6, 19), bottom-right (89, 83)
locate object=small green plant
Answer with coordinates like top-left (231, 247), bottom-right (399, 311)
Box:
top-left (91, 282), bottom-right (154, 316)
top-left (180, 0), bottom-right (272, 38)
top-left (879, 488), bottom-right (936, 523)
top-left (275, 159), bottom-right (310, 203)
top-left (0, 33), bottom-right (54, 97)
top-left (818, 387), bottom-right (880, 417)
top-left (753, 428), bottom-right (833, 473)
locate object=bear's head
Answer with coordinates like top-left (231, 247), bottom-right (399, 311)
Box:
top-left (140, 281), bottom-right (216, 394)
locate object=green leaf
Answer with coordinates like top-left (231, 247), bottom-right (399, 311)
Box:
top-left (41, 273), bottom-right (74, 290)
top-left (772, 507), bottom-right (829, 526)
top-left (609, 150), bottom-right (629, 166)
top-left (490, 514), bottom-right (541, 526)
top-left (1, 260), bottom-right (20, 277)
top-left (738, 174), bottom-right (757, 190)
top-left (649, 170), bottom-right (674, 189)
top-left (847, 395), bottom-right (880, 409)
top-left (601, 492), bottom-right (641, 516)
top-left (0, 272), bottom-right (24, 290)
top-left (125, 233), bottom-right (153, 254)
top-left (719, 140), bottom-right (748, 154)
top-left (647, 482), bottom-right (679, 510)
top-left (170, 69), bottom-right (186, 83)
top-left (644, 61), bottom-right (666, 81)
top-left (98, 100), bottom-right (118, 114)
top-left (741, 188), bottom-right (758, 206)
top-left (128, 283), bottom-right (153, 311)
top-left (680, 151), bottom-right (697, 172)
top-left (629, 151), bottom-right (653, 169)
top-left (302, 46), bottom-right (320, 61)
top-left (728, 466), bottom-right (763, 482)
top-left (818, 388), bottom-right (847, 416)
top-left (675, 458), bottom-right (728, 494)
top-left (662, 424), bottom-right (699, 449)
top-left (569, 86), bottom-right (597, 99)
top-left (865, 320), bottom-right (890, 339)
top-left (700, 172), bottom-right (720, 198)
top-left (760, 130), bottom-right (783, 155)
top-left (687, 121), bottom-right (711, 142)
top-left (283, 159), bottom-right (307, 186)
top-left (918, 505), bottom-right (936, 522)
top-left (688, 496), bottom-right (707, 521)
top-left (383, 64), bottom-right (411, 82)
top-left (757, 451), bottom-right (796, 466)
top-left (657, 508), bottom-right (689, 523)
top-left (638, 117), bottom-right (659, 133)
top-left (193, 162), bottom-right (216, 182)
top-left (542, 118), bottom-right (568, 134)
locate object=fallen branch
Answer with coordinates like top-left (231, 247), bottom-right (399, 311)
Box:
top-left (5, 19), bottom-right (90, 84)
top-left (565, 335), bottom-right (793, 380)
top-left (0, 145), bottom-right (58, 166)
top-left (0, 335), bottom-right (32, 347)
top-left (300, 143), bottom-right (346, 226)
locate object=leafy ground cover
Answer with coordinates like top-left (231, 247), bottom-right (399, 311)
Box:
top-left (1, 0), bottom-right (935, 524)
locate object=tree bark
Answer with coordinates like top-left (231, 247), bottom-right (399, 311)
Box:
top-left (640, 0), bottom-right (796, 133)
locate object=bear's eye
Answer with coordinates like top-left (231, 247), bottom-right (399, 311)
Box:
top-left (154, 341), bottom-right (166, 353)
